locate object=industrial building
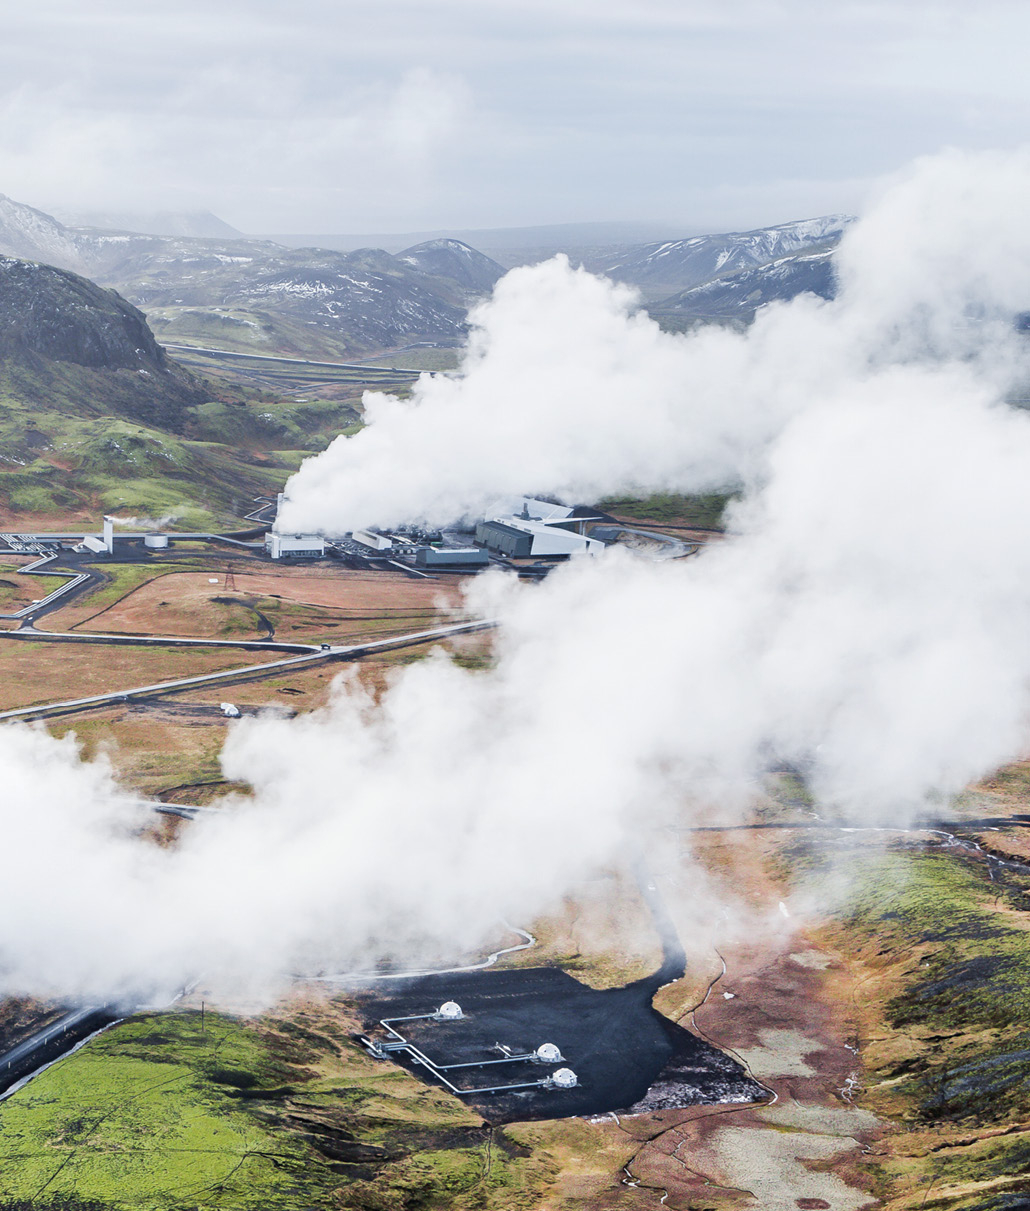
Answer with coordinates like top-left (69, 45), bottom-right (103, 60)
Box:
top-left (265, 532), bottom-right (326, 560)
top-left (475, 503), bottom-right (606, 558)
top-left (352, 529), bottom-right (394, 552)
top-left (415, 547), bottom-right (490, 569)
top-left (76, 516), bottom-right (115, 556)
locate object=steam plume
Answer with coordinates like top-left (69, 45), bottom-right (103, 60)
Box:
top-left (276, 147), bottom-right (1030, 535)
top-left (2, 148), bottom-right (1030, 1002)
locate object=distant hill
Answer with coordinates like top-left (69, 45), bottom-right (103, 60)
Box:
top-left (396, 239), bottom-right (505, 294)
top-left (591, 215), bottom-right (852, 302)
top-left (261, 221), bottom-right (691, 266)
top-left (138, 244), bottom-right (472, 358)
top-left (650, 250), bottom-right (837, 323)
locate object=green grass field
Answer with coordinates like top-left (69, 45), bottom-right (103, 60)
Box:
top-left (599, 490), bottom-right (731, 529)
top-left (0, 1008), bottom-right (548, 1211)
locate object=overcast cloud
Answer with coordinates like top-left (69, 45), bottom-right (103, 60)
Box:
top-left (3, 1), bottom-right (1029, 234)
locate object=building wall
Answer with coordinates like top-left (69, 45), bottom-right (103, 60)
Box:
top-left (475, 520), bottom-right (532, 558)
top-left (476, 518), bottom-right (603, 558)
top-left (416, 547), bottom-right (490, 568)
top-left (269, 533), bottom-right (325, 559)
top-left (526, 527), bottom-right (601, 556)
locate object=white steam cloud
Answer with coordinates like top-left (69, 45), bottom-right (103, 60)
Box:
top-left (3, 147), bottom-right (1030, 1002)
top-left (276, 147), bottom-right (1030, 536)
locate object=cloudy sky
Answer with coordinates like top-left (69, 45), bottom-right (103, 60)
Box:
top-left (3, 0), bottom-right (1028, 236)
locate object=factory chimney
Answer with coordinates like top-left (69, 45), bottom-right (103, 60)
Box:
top-left (102, 516), bottom-right (114, 554)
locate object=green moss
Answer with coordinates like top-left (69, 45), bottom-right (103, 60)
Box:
top-left (0, 354), bottom-right (378, 529)
top-left (840, 848), bottom-right (1030, 1123)
top-left (0, 1008), bottom-right (550, 1211)
top-left (0, 1013), bottom-right (325, 1210)
top-left (598, 490), bottom-right (731, 529)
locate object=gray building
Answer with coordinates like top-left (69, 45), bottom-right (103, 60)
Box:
top-left (475, 519), bottom-right (534, 558)
top-left (415, 547), bottom-right (491, 569)
top-left (475, 517), bottom-right (605, 558)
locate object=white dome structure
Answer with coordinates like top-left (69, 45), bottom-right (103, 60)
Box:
top-left (549, 1068), bottom-right (578, 1089)
top-left (534, 1043), bottom-right (563, 1064)
top-left (434, 1001), bottom-right (463, 1020)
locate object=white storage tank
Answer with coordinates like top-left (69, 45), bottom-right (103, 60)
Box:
top-left (144, 533), bottom-right (169, 549)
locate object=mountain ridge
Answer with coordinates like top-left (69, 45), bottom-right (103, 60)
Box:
top-left (0, 192), bottom-right (857, 356)
top-left (0, 196), bottom-right (505, 359)
top-left (589, 214), bottom-right (852, 301)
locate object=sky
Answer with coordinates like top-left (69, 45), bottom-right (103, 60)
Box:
top-left (2, 0), bottom-right (1030, 235)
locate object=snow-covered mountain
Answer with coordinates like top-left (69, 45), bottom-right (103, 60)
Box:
top-left (0, 194), bottom-right (88, 272)
top-left (592, 215), bottom-right (852, 301)
top-left (652, 249), bottom-right (837, 321)
top-left (396, 238), bottom-right (505, 294)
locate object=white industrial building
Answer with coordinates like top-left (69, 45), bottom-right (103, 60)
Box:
top-left (352, 529), bottom-right (394, 552)
top-left (475, 500), bottom-right (605, 559)
top-left (76, 515), bottom-right (115, 556)
top-left (265, 532), bottom-right (325, 559)
top-left (476, 518), bottom-right (604, 558)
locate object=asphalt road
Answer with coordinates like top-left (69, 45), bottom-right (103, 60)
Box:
top-left (603, 525), bottom-right (700, 559)
top-left (0, 619), bottom-right (495, 722)
top-left (7, 625), bottom-right (321, 655)
top-left (161, 343), bottom-right (422, 376)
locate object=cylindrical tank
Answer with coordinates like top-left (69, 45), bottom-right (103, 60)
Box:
top-left (144, 533), bottom-right (169, 549)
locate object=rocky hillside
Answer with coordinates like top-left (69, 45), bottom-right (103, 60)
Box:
top-left (0, 195), bottom-right (87, 273)
top-left (2, 255), bottom-right (169, 370)
top-left (0, 255), bottom-right (203, 426)
top-left (0, 252), bottom-right (371, 526)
